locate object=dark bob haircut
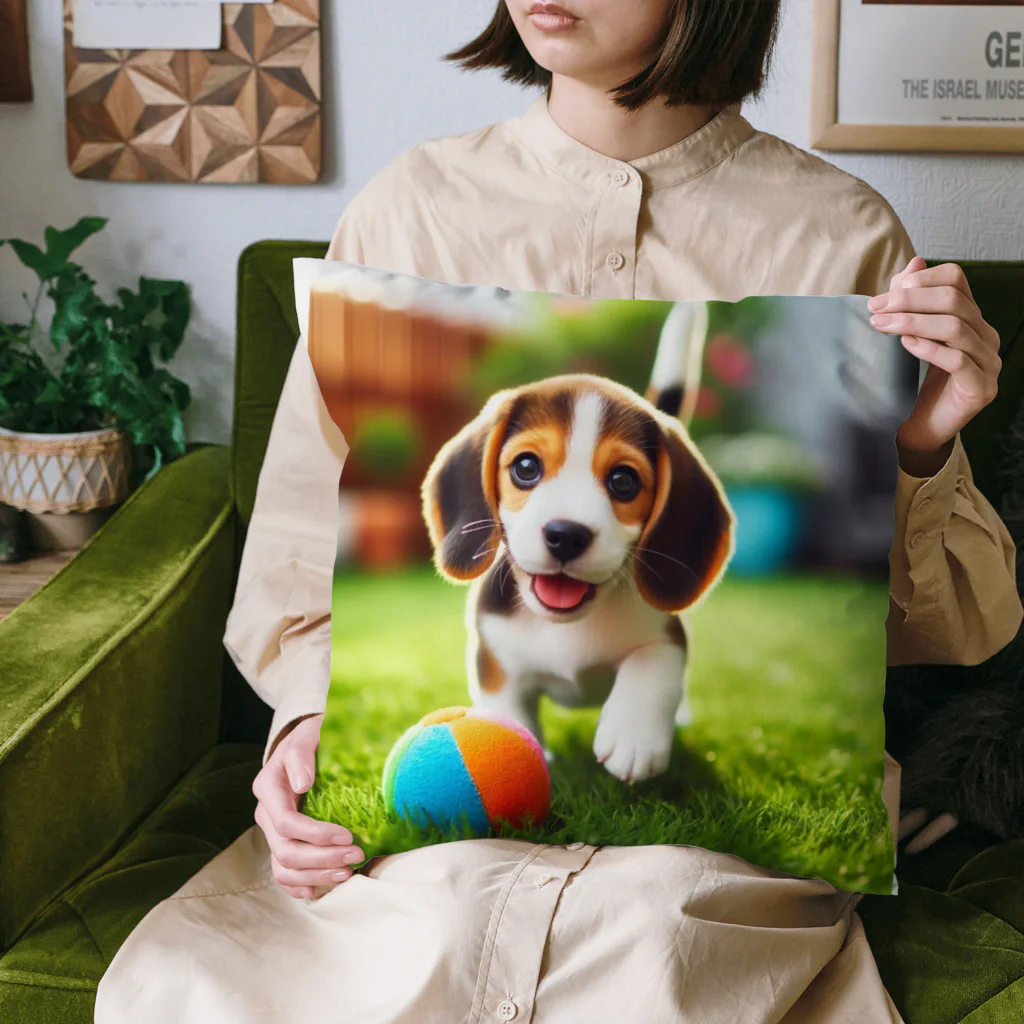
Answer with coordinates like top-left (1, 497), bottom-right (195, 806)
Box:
top-left (445, 0), bottom-right (782, 111)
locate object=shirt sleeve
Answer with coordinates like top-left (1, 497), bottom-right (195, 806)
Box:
top-left (223, 207), bottom-right (365, 764)
top-left (852, 189), bottom-right (915, 298)
top-left (858, 202), bottom-right (1023, 666)
top-left (887, 433), bottom-right (1022, 666)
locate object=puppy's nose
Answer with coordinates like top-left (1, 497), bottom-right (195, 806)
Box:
top-left (543, 520), bottom-right (594, 563)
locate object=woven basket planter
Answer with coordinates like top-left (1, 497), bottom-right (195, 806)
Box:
top-left (0, 426), bottom-right (131, 515)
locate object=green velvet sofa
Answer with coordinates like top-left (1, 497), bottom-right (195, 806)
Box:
top-left (0, 242), bottom-right (1021, 1024)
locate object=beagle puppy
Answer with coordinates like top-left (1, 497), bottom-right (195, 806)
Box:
top-left (422, 323), bottom-right (735, 783)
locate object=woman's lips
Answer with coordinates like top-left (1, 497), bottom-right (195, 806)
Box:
top-left (527, 3), bottom-right (579, 31)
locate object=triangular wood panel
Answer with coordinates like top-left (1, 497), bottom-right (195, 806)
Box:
top-left (64, 0), bottom-right (320, 184)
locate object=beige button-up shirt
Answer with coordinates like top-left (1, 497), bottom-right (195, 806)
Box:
top-left (165, 97), bottom-right (1022, 1024)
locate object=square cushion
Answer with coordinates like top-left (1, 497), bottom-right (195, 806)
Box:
top-left (298, 259), bottom-right (914, 893)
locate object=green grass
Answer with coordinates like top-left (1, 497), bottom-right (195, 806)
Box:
top-left (305, 565), bottom-right (895, 894)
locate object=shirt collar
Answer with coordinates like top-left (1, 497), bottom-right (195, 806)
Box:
top-left (509, 94), bottom-right (756, 191)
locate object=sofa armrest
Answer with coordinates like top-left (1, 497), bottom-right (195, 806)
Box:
top-left (0, 446), bottom-right (236, 948)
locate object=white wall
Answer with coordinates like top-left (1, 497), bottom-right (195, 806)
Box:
top-left (2, 0), bottom-right (1021, 444)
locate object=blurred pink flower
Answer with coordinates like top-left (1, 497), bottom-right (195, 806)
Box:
top-left (706, 334), bottom-right (752, 388)
top-left (694, 386), bottom-right (722, 418)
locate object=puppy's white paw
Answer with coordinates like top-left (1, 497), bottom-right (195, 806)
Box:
top-left (674, 696), bottom-right (693, 728)
top-left (593, 703), bottom-right (674, 784)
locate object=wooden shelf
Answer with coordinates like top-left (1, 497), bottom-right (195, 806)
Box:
top-left (0, 551), bottom-right (76, 622)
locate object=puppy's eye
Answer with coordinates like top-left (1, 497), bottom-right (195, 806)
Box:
top-left (510, 452), bottom-right (543, 489)
top-left (607, 465), bottom-right (641, 501)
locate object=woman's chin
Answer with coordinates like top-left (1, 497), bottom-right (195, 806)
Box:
top-left (521, 43), bottom-right (602, 78)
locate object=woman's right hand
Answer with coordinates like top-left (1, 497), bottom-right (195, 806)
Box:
top-left (252, 713), bottom-right (364, 898)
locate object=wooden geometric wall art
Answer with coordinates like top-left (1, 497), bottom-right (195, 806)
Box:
top-left (0, 0), bottom-right (33, 103)
top-left (63, 0), bottom-right (321, 183)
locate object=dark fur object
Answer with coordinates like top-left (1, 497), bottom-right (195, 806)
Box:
top-left (884, 401), bottom-right (1024, 842)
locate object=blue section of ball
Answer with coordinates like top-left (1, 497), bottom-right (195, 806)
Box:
top-left (391, 724), bottom-right (490, 833)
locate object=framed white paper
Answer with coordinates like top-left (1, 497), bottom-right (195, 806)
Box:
top-left (72, 0), bottom-right (222, 51)
top-left (812, 0), bottom-right (1024, 153)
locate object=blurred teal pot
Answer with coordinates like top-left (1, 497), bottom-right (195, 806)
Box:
top-left (723, 484), bottom-right (805, 576)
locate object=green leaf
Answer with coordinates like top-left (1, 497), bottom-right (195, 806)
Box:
top-left (157, 282), bottom-right (191, 357)
top-left (49, 278), bottom-right (99, 349)
top-left (34, 379), bottom-right (65, 407)
top-left (4, 239), bottom-right (49, 277)
top-left (43, 217), bottom-right (108, 267)
top-left (2, 218), bottom-right (107, 282)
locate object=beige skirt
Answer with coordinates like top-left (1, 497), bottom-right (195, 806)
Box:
top-left (95, 827), bottom-right (901, 1024)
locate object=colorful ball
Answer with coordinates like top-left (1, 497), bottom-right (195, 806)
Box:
top-left (382, 707), bottom-right (551, 833)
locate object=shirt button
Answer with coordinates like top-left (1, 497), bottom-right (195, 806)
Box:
top-left (606, 252), bottom-right (625, 271)
top-left (566, 842), bottom-right (585, 851)
top-left (612, 168), bottom-right (630, 187)
top-left (910, 531), bottom-right (927, 549)
top-left (917, 497), bottom-right (932, 511)
top-left (535, 873), bottom-right (553, 887)
top-left (497, 999), bottom-right (518, 1020)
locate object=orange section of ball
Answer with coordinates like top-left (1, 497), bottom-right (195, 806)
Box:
top-left (449, 716), bottom-right (551, 828)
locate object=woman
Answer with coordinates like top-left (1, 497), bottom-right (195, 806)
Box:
top-left (97, 2), bottom-right (1020, 1021)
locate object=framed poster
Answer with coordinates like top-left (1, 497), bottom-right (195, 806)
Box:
top-left (0, 0), bottom-right (33, 103)
top-left (812, 0), bottom-right (1024, 152)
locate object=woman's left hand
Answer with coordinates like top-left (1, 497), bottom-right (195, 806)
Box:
top-left (869, 256), bottom-right (1002, 477)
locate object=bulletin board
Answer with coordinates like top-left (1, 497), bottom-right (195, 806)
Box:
top-left (63, 0), bottom-right (321, 183)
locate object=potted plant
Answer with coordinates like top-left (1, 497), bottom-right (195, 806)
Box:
top-left (347, 408), bottom-right (423, 571)
top-left (0, 217), bottom-right (191, 550)
top-left (699, 431), bottom-right (824, 576)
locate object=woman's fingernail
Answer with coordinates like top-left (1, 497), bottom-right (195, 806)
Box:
top-left (868, 294), bottom-right (888, 312)
top-left (332, 832), bottom-right (353, 845)
top-left (870, 314), bottom-right (894, 328)
top-left (331, 870), bottom-right (351, 881)
top-left (342, 851), bottom-right (363, 864)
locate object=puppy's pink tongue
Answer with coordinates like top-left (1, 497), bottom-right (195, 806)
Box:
top-left (534, 574), bottom-right (590, 610)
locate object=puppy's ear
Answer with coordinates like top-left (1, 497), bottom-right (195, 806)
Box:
top-left (422, 395), bottom-right (510, 582)
top-left (635, 422), bottom-right (734, 612)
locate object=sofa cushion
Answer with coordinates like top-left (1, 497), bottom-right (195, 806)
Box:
top-left (233, 240), bottom-right (328, 526)
top-left (0, 447), bottom-right (237, 947)
top-left (861, 832), bottom-right (1024, 1023)
top-left (0, 743), bottom-right (260, 1024)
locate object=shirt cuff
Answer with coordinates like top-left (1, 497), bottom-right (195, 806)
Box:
top-left (890, 434), bottom-right (963, 612)
top-left (259, 641), bottom-right (332, 764)
top-left (265, 691), bottom-right (328, 766)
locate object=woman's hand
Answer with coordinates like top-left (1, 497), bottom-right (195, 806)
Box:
top-left (252, 713), bottom-right (364, 898)
top-left (869, 257), bottom-right (1002, 477)
top-left (898, 807), bottom-right (959, 855)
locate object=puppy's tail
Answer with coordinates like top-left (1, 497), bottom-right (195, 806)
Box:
top-left (646, 302), bottom-right (709, 427)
